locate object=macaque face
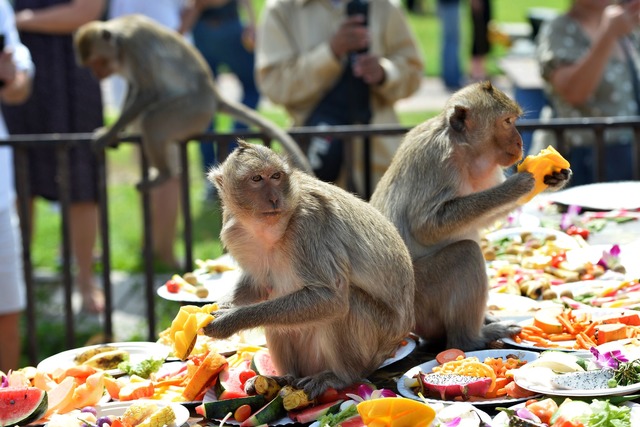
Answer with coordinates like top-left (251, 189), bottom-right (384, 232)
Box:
top-left (86, 55), bottom-right (115, 80)
top-left (495, 113), bottom-right (523, 167)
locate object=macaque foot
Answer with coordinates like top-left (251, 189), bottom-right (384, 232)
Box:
top-left (293, 371), bottom-right (348, 399)
top-left (481, 320), bottom-right (521, 343)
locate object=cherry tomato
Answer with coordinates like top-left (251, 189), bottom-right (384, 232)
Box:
top-left (234, 404), bottom-right (253, 422)
top-left (165, 279), bottom-right (180, 293)
top-left (566, 225), bottom-right (589, 239)
top-left (550, 253), bottom-right (566, 268)
top-left (551, 416), bottom-right (585, 427)
top-left (238, 369), bottom-right (257, 385)
top-left (525, 397), bottom-right (558, 424)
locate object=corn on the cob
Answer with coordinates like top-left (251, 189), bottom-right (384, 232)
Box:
top-left (136, 405), bottom-right (177, 427)
top-left (121, 402), bottom-right (158, 426)
top-left (280, 385), bottom-right (314, 411)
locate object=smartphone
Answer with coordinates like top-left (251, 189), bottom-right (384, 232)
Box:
top-left (0, 34), bottom-right (5, 51)
top-left (346, 0), bottom-right (369, 53)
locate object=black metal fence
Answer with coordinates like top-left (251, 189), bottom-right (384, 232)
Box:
top-left (2, 116), bottom-right (640, 365)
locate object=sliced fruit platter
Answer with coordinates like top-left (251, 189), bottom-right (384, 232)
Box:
top-left (482, 227), bottom-right (626, 303)
top-left (157, 256), bottom-right (241, 303)
top-left (396, 349), bottom-right (541, 406)
top-left (503, 307), bottom-right (640, 352)
top-left (492, 398), bottom-right (640, 427)
top-left (512, 345), bottom-right (640, 397)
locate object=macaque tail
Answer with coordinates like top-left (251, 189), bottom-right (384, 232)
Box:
top-left (219, 98), bottom-right (313, 175)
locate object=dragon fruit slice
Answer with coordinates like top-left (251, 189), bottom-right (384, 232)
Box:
top-left (419, 373), bottom-right (492, 400)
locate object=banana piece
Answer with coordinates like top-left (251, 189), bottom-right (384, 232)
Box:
top-left (74, 345), bottom-right (120, 364)
top-left (82, 349), bottom-right (130, 369)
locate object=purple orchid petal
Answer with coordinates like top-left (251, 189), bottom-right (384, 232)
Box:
top-left (442, 417), bottom-right (461, 427)
top-left (357, 383), bottom-right (374, 400)
top-left (516, 407), bottom-right (542, 423)
top-left (610, 244), bottom-right (621, 257)
top-left (591, 347), bottom-right (628, 369)
top-left (1, 374), bottom-right (8, 388)
top-left (377, 388), bottom-right (397, 398)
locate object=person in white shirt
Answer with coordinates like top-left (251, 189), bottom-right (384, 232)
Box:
top-left (0, 0), bottom-right (34, 372)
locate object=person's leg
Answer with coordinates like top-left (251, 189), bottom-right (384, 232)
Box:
top-left (70, 202), bottom-right (103, 313)
top-left (0, 311), bottom-right (21, 372)
top-left (150, 176), bottom-right (180, 269)
top-left (437, 1), bottom-right (462, 90)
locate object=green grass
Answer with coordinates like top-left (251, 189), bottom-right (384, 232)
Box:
top-left (30, 1), bottom-right (571, 274)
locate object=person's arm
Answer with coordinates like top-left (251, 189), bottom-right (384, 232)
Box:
top-left (367, 0), bottom-right (423, 104)
top-left (14, 0), bottom-right (106, 34)
top-left (549, 1), bottom-right (640, 106)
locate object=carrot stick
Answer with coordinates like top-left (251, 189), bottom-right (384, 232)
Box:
top-left (557, 315), bottom-right (576, 335)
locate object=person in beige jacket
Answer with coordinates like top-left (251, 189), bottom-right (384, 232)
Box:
top-left (255, 0), bottom-right (423, 196)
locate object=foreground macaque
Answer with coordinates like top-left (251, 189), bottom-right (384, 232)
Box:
top-left (370, 81), bottom-right (571, 350)
top-left (203, 141), bottom-right (415, 398)
top-left (74, 15), bottom-right (312, 187)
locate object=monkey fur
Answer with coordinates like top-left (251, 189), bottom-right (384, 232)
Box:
top-left (370, 81), bottom-right (571, 351)
top-left (73, 15), bottom-right (312, 188)
top-left (202, 141), bottom-right (415, 398)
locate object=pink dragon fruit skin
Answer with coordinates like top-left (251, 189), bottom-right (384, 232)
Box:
top-left (420, 373), bottom-right (492, 400)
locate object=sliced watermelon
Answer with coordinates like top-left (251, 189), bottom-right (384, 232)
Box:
top-left (250, 350), bottom-right (279, 376)
top-left (239, 394), bottom-right (285, 426)
top-left (289, 399), bottom-right (344, 424)
top-left (215, 364), bottom-right (250, 399)
top-left (0, 387), bottom-right (48, 427)
top-left (197, 394), bottom-right (267, 420)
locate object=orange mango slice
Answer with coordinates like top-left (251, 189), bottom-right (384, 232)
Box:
top-left (357, 397), bottom-right (436, 427)
top-left (168, 304), bottom-right (218, 360)
top-left (517, 145), bottom-right (570, 204)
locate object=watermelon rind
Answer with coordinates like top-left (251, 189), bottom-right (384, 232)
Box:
top-left (0, 387), bottom-right (48, 427)
top-left (250, 350), bottom-right (278, 376)
top-left (202, 394), bottom-right (267, 420)
top-left (289, 399), bottom-right (344, 424)
top-left (239, 394), bottom-right (285, 427)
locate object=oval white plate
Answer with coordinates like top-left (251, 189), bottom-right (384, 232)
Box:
top-left (157, 269), bottom-right (242, 303)
top-left (96, 400), bottom-right (189, 426)
top-left (492, 401), bottom-right (640, 427)
top-left (379, 337), bottom-right (417, 368)
top-left (396, 349), bottom-right (540, 406)
top-left (37, 342), bottom-right (171, 376)
top-left (501, 307), bottom-right (639, 354)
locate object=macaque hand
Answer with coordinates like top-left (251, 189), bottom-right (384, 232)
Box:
top-left (507, 170), bottom-right (536, 194)
top-left (543, 168), bottom-right (572, 191)
top-left (201, 308), bottom-right (238, 339)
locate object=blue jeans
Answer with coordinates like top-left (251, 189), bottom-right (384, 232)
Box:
top-left (567, 143), bottom-right (634, 187)
top-left (437, 1), bottom-right (462, 90)
top-left (192, 18), bottom-right (260, 171)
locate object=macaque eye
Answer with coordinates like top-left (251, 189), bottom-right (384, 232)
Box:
top-left (251, 175), bottom-right (262, 182)
top-left (271, 172), bottom-right (281, 180)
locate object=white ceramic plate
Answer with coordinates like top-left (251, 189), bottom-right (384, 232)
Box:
top-left (396, 349), bottom-right (541, 406)
top-left (514, 368), bottom-right (640, 397)
top-left (157, 269), bottom-right (242, 303)
top-left (487, 292), bottom-right (562, 322)
top-left (492, 401), bottom-right (640, 427)
top-left (501, 308), bottom-right (638, 353)
top-left (37, 342), bottom-right (171, 376)
top-left (379, 337), bottom-right (417, 368)
top-left (484, 226), bottom-right (581, 250)
top-left (95, 400), bottom-right (189, 426)
top-left (541, 181), bottom-right (640, 211)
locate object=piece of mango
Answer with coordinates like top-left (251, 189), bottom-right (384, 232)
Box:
top-left (517, 145), bottom-right (570, 204)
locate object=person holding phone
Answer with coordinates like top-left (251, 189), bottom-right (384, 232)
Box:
top-left (0, 0), bottom-right (34, 372)
top-left (531, 0), bottom-right (640, 185)
top-left (255, 0), bottom-right (423, 195)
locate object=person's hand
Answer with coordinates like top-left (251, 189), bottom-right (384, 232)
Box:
top-left (352, 53), bottom-right (385, 85)
top-left (602, 0), bottom-right (640, 39)
top-left (330, 15), bottom-right (369, 59)
top-left (0, 50), bottom-right (17, 88)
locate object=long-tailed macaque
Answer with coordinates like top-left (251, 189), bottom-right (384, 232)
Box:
top-left (370, 81), bottom-right (571, 351)
top-left (73, 15), bottom-right (312, 187)
top-left (202, 141), bottom-right (415, 398)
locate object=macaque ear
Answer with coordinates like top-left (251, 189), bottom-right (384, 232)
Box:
top-left (208, 167), bottom-right (224, 191)
top-left (448, 105), bottom-right (468, 133)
